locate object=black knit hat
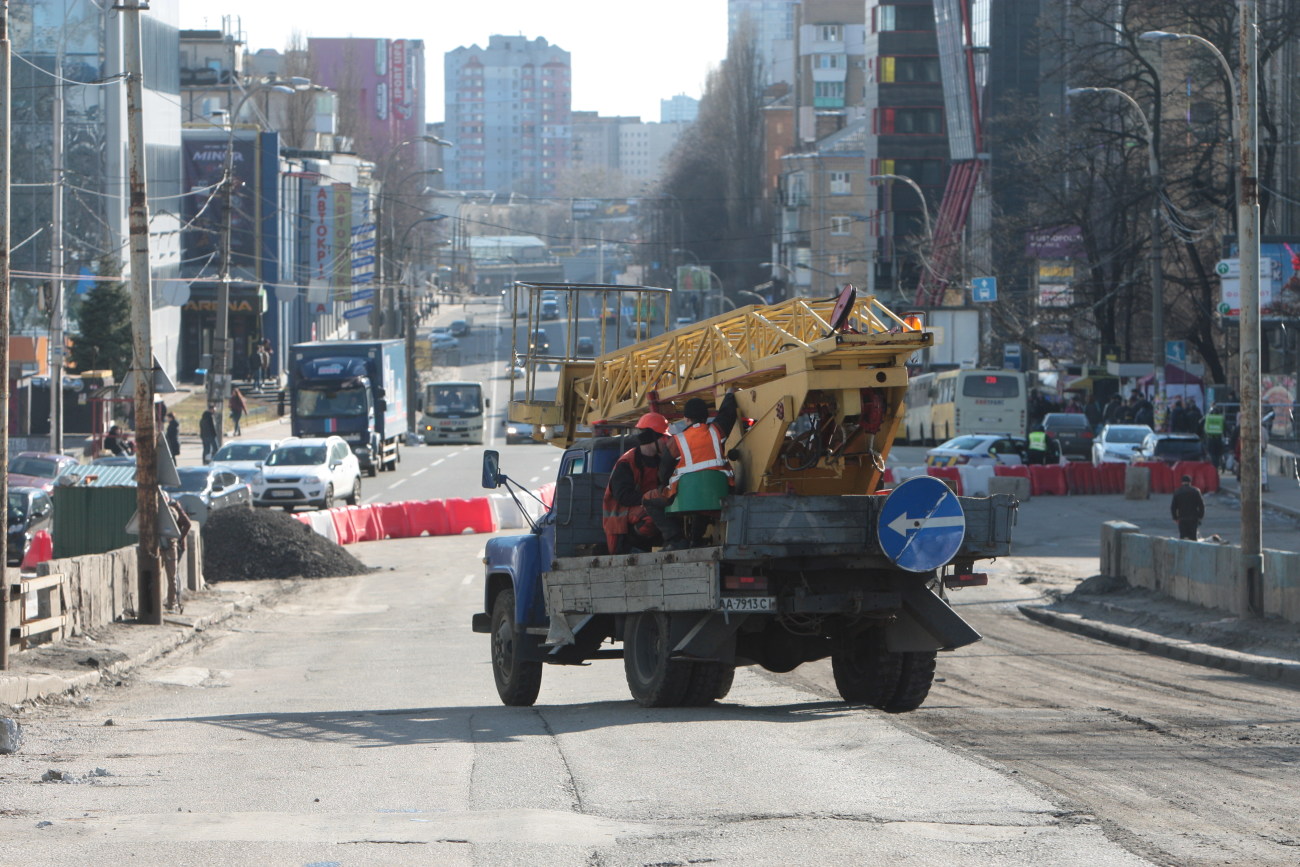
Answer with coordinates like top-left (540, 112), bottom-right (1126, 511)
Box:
top-left (683, 398), bottom-right (709, 423)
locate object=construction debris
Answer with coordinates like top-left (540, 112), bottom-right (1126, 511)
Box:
top-left (201, 508), bottom-right (370, 580)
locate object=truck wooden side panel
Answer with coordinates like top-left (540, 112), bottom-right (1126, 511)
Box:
top-left (545, 551), bottom-right (719, 615)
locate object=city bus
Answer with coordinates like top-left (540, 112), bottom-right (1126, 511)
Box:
top-left (419, 380), bottom-right (488, 444)
top-left (901, 368), bottom-right (1027, 445)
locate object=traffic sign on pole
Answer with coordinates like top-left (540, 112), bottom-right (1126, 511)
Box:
top-left (877, 476), bottom-right (966, 573)
top-left (343, 304), bottom-right (373, 320)
top-left (971, 276), bottom-right (997, 303)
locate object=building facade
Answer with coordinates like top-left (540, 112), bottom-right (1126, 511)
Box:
top-left (729, 0), bottom-right (800, 85)
top-left (308, 37), bottom-right (427, 165)
top-left (443, 35), bottom-right (572, 196)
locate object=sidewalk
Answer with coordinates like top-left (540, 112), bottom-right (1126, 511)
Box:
top-left (1021, 463), bottom-right (1300, 688)
top-left (0, 579), bottom-right (293, 708)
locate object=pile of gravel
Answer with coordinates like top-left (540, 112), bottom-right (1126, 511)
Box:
top-left (202, 507), bottom-right (370, 580)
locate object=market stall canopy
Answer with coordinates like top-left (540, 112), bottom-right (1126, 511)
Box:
top-left (1138, 364), bottom-right (1204, 386)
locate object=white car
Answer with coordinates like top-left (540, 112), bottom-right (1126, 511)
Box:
top-left (257, 436), bottom-right (361, 511)
top-left (925, 434), bottom-right (1028, 467)
top-left (210, 438), bottom-right (282, 497)
top-left (1091, 424), bottom-right (1154, 464)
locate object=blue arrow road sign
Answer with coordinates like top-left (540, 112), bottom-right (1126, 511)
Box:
top-left (971, 276), bottom-right (997, 302)
top-left (350, 289), bottom-right (375, 302)
top-left (877, 475), bottom-right (966, 573)
top-left (342, 304), bottom-right (374, 320)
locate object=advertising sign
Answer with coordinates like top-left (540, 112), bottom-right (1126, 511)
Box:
top-left (182, 134), bottom-right (258, 274)
top-left (1216, 256), bottom-right (1282, 316)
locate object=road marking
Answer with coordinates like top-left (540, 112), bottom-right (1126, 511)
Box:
top-left (412, 466), bottom-right (429, 477)
top-left (529, 476), bottom-right (540, 483)
top-left (433, 458), bottom-right (445, 466)
top-left (461, 573), bottom-right (474, 586)
top-left (386, 479), bottom-right (406, 490)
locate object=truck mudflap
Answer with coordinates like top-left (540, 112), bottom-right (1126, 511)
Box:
top-left (886, 584), bottom-right (982, 652)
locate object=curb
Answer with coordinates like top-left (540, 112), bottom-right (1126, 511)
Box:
top-left (1018, 603), bottom-right (1300, 687)
top-left (0, 592), bottom-right (265, 708)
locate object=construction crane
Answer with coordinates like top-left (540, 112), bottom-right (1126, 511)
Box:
top-left (508, 283), bottom-right (931, 496)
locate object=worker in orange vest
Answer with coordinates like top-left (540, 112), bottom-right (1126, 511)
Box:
top-left (646, 391), bottom-right (739, 550)
top-left (601, 412), bottom-right (671, 555)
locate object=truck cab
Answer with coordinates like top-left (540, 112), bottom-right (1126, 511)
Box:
top-left (420, 380), bottom-right (487, 445)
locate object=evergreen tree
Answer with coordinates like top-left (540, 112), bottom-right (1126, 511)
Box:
top-left (70, 265), bottom-right (132, 379)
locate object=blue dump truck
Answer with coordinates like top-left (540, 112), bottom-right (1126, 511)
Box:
top-left (288, 340), bottom-right (407, 476)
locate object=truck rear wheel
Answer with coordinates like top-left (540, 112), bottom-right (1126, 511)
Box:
top-left (886, 651), bottom-right (937, 713)
top-left (831, 628), bottom-right (902, 708)
top-left (682, 661), bottom-right (733, 705)
top-left (491, 589), bottom-right (542, 706)
top-left (624, 612), bottom-right (692, 707)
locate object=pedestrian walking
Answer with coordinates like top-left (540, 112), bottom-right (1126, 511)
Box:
top-left (199, 405), bottom-right (218, 464)
top-left (161, 494), bottom-right (193, 613)
top-left (1171, 474), bottom-right (1205, 541)
top-left (229, 387), bottom-right (248, 436)
top-left (165, 412), bottom-right (181, 458)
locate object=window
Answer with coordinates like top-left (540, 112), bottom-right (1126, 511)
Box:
top-left (875, 107), bottom-right (944, 135)
top-left (816, 24), bottom-right (843, 42)
top-left (814, 81), bottom-right (846, 106)
top-left (831, 253), bottom-right (851, 275)
top-left (880, 56), bottom-right (941, 83)
top-left (876, 5), bottom-right (935, 32)
top-left (829, 171), bottom-right (852, 194)
top-left (831, 215), bottom-right (852, 235)
top-left (815, 54), bottom-right (844, 69)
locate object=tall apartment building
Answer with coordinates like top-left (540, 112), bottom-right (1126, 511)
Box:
top-left (729, 0), bottom-right (799, 85)
top-left (444, 35), bottom-right (572, 196)
top-left (660, 94), bottom-right (699, 124)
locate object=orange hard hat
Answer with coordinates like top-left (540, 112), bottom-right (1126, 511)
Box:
top-left (636, 412), bottom-right (669, 435)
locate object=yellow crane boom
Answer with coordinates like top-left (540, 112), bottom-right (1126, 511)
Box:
top-left (510, 284), bottom-right (931, 496)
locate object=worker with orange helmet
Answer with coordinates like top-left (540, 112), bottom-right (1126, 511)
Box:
top-left (601, 412), bottom-right (671, 554)
top-left (644, 389), bottom-right (740, 550)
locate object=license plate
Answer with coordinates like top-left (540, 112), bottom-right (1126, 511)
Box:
top-left (720, 596), bottom-right (777, 613)
top-left (267, 490), bottom-right (294, 498)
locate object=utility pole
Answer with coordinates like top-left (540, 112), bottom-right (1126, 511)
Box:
top-left (49, 41), bottom-right (64, 454)
top-left (123, 0), bottom-right (162, 624)
top-left (1, 0), bottom-right (14, 669)
top-left (207, 126), bottom-right (236, 449)
top-left (1237, 0), bottom-right (1262, 616)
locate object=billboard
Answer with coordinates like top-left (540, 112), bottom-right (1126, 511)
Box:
top-left (306, 182), bottom-right (355, 303)
top-left (182, 133), bottom-right (259, 276)
top-left (308, 37), bottom-right (425, 158)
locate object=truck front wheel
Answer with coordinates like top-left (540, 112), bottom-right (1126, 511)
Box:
top-left (491, 589), bottom-right (542, 706)
top-left (624, 612), bottom-right (692, 707)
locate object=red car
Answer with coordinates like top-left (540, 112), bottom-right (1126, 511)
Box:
top-left (8, 451), bottom-right (78, 493)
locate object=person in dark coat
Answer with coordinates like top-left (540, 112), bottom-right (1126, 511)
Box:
top-left (229, 387), bottom-right (248, 436)
top-left (165, 412), bottom-right (181, 458)
top-left (104, 424), bottom-right (134, 456)
top-left (1102, 394), bottom-right (1123, 426)
top-left (200, 405), bottom-right (219, 464)
top-left (1133, 395), bottom-right (1155, 428)
top-left (1171, 475), bottom-right (1205, 540)
top-left (1084, 395), bottom-right (1103, 432)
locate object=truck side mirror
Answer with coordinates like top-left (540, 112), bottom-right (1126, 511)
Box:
top-left (416, 394), bottom-right (424, 412)
top-left (482, 450), bottom-right (502, 489)
top-left (376, 398), bottom-right (387, 413)
top-left (485, 398), bottom-right (491, 409)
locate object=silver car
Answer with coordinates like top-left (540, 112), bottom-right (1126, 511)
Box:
top-left (1091, 424), bottom-right (1154, 464)
top-left (163, 466), bottom-right (253, 524)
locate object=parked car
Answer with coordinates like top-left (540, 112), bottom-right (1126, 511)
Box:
top-left (576, 335), bottom-right (596, 356)
top-left (7, 486), bottom-right (53, 566)
top-left (675, 316), bottom-right (695, 329)
top-left (210, 438), bottom-right (282, 497)
top-left (1091, 424), bottom-right (1154, 464)
top-left (163, 466), bottom-right (253, 524)
top-left (450, 318), bottom-right (471, 337)
top-left (1132, 433), bottom-right (1207, 465)
top-left (926, 434), bottom-right (1028, 468)
top-left (1041, 412), bottom-right (1094, 461)
top-left (504, 364), bottom-right (526, 380)
top-left (7, 451), bottom-right (77, 493)
top-left (257, 436), bottom-right (362, 511)
top-left (90, 455), bottom-right (136, 467)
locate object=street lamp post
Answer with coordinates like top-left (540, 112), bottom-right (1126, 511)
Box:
top-left (1065, 86), bottom-right (1165, 396)
top-left (868, 174), bottom-right (933, 302)
top-left (397, 215), bottom-right (448, 434)
top-left (376, 137), bottom-right (453, 339)
top-left (1141, 11), bottom-right (1262, 614)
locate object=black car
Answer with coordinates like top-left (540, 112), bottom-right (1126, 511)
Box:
top-left (1041, 412), bottom-right (1094, 461)
top-left (8, 486), bottom-right (53, 566)
top-left (1132, 433), bottom-right (1207, 464)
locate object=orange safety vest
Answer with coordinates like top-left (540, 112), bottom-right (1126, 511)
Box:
top-left (668, 423), bottom-right (734, 493)
top-left (602, 447), bottom-right (660, 553)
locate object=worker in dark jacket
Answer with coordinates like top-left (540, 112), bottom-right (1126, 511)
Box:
top-left (646, 391), bottom-right (740, 549)
top-left (602, 413), bottom-right (670, 554)
top-left (1171, 474), bottom-right (1205, 541)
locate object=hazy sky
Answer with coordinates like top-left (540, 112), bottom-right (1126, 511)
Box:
top-left (181, 1), bottom-right (730, 123)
